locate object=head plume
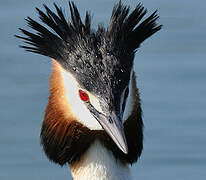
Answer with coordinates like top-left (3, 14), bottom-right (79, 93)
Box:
top-left (16, 1), bottom-right (161, 95)
top-left (16, 1), bottom-right (161, 64)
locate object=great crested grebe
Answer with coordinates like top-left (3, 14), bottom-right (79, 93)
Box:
top-left (16, 1), bottom-right (161, 179)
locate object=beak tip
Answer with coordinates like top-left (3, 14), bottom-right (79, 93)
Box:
top-left (96, 111), bottom-right (129, 154)
top-left (122, 146), bottom-right (128, 154)
top-left (120, 138), bottom-right (128, 154)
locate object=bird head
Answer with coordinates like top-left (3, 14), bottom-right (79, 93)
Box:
top-left (16, 1), bottom-right (161, 166)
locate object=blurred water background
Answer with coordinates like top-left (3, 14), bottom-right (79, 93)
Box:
top-left (0, 0), bottom-right (206, 179)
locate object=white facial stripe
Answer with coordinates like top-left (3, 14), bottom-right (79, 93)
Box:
top-left (61, 70), bottom-right (103, 130)
top-left (123, 70), bottom-right (135, 122)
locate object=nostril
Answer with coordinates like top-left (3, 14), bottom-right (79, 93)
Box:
top-left (108, 117), bottom-right (113, 124)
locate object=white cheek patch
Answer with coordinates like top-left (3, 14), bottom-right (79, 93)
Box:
top-left (61, 70), bottom-right (103, 130)
top-left (123, 70), bottom-right (135, 122)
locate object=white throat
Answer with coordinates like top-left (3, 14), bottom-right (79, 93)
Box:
top-left (69, 141), bottom-right (132, 180)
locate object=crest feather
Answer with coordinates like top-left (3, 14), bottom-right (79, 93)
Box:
top-left (16, 1), bottom-right (161, 66)
top-left (16, 0), bottom-right (161, 166)
top-left (106, 1), bottom-right (162, 50)
top-left (15, 2), bottom-right (92, 61)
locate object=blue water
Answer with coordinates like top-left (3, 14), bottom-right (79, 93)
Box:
top-left (0, 0), bottom-right (206, 179)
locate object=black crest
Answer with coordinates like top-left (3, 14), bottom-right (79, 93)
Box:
top-left (16, 1), bottom-right (161, 97)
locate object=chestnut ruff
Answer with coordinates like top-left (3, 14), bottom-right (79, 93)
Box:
top-left (41, 61), bottom-right (143, 166)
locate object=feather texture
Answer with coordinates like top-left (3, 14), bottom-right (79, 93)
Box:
top-left (16, 1), bottom-right (161, 59)
top-left (16, 1), bottom-right (161, 168)
top-left (16, 1), bottom-right (161, 100)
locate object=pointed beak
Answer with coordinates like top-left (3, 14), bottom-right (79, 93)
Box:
top-left (87, 104), bottom-right (128, 154)
top-left (99, 112), bottom-right (128, 154)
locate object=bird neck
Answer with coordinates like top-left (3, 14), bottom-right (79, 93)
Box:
top-left (40, 60), bottom-right (143, 167)
top-left (69, 140), bottom-right (132, 180)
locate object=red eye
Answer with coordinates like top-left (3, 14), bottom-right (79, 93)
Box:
top-left (79, 90), bottom-right (89, 102)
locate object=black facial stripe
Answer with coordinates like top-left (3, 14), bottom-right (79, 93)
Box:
top-left (87, 103), bottom-right (105, 120)
top-left (122, 87), bottom-right (129, 113)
